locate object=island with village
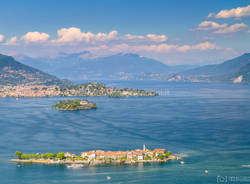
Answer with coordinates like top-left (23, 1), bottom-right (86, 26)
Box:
top-left (11, 145), bottom-right (180, 166)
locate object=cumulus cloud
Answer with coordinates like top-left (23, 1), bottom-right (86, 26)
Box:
top-left (52, 27), bottom-right (118, 44)
top-left (191, 42), bottom-right (219, 50)
top-left (106, 42), bottom-right (219, 54)
top-left (215, 5), bottom-right (250, 18)
top-left (4, 36), bottom-right (18, 45)
top-left (196, 21), bottom-right (248, 34)
top-left (21, 31), bottom-right (50, 43)
top-left (213, 23), bottom-right (248, 34)
top-left (146, 34), bottom-right (168, 42)
top-left (0, 34), bottom-right (4, 42)
top-left (124, 34), bottom-right (145, 40)
top-left (177, 42), bottom-right (219, 52)
top-left (246, 30), bottom-right (250, 33)
top-left (197, 21), bottom-right (227, 30)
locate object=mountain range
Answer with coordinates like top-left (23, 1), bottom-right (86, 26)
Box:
top-left (1, 52), bottom-right (250, 87)
top-left (168, 53), bottom-right (250, 85)
top-left (17, 52), bottom-right (197, 81)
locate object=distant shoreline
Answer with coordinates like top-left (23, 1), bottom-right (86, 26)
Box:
top-left (0, 82), bottom-right (158, 98)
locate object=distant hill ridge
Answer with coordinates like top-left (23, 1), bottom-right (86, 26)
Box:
top-left (168, 53), bottom-right (250, 85)
top-left (182, 53), bottom-right (250, 76)
top-left (0, 54), bottom-right (71, 86)
top-left (17, 52), bottom-right (196, 81)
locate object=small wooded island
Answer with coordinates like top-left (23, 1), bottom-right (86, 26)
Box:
top-left (52, 99), bottom-right (97, 111)
top-left (11, 145), bottom-right (181, 166)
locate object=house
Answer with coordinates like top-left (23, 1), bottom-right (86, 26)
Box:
top-left (104, 151), bottom-right (117, 159)
top-left (64, 152), bottom-right (71, 157)
top-left (126, 152), bottom-right (133, 159)
top-left (80, 100), bottom-right (89, 105)
top-left (153, 149), bottom-right (166, 156)
top-left (87, 151), bottom-right (96, 160)
top-left (96, 150), bottom-right (105, 159)
top-left (81, 152), bottom-right (88, 158)
top-left (145, 151), bottom-right (154, 158)
top-left (137, 153), bottom-right (144, 160)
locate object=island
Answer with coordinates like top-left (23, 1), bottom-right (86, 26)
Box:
top-left (52, 99), bottom-right (97, 111)
top-left (11, 145), bottom-right (181, 166)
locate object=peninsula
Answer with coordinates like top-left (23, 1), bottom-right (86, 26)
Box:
top-left (11, 145), bottom-right (180, 166)
top-left (52, 99), bottom-right (97, 111)
top-left (0, 82), bottom-right (158, 98)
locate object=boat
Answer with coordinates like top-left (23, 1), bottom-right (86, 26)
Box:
top-left (66, 164), bottom-right (84, 169)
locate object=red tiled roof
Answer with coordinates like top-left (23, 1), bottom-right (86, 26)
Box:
top-left (153, 149), bottom-right (166, 152)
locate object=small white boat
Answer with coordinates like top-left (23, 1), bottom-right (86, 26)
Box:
top-left (66, 164), bottom-right (84, 169)
top-left (180, 161), bottom-right (184, 165)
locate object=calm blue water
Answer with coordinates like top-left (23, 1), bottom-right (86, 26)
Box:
top-left (1, 81), bottom-right (250, 184)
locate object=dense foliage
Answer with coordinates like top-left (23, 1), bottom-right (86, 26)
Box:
top-left (15, 151), bottom-right (65, 160)
top-left (52, 99), bottom-right (97, 111)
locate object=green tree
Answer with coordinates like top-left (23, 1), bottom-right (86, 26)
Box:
top-left (15, 151), bottom-right (22, 159)
top-left (164, 151), bottom-right (171, 158)
top-left (144, 155), bottom-right (152, 160)
top-left (157, 154), bottom-right (165, 160)
top-left (56, 152), bottom-right (65, 160)
top-left (41, 154), bottom-right (47, 159)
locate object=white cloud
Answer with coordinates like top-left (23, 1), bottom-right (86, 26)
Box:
top-left (196, 21), bottom-right (248, 34)
top-left (247, 30), bottom-right (250, 33)
top-left (191, 42), bottom-right (219, 50)
top-left (21, 31), bottom-right (50, 43)
top-left (105, 42), bottom-right (219, 54)
top-left (146, 34), bottom-right (168, 42)
top-left (51, 27), bottom-right (168, 45)
top-left (124, 34), bottom-right (145, 40)
top-left (215, 5), bottom-right (250, 18)
top-left (206, 13), bottom-right (213, 19)
top-left (197, 21), bottom-right (227, 30)
top-left (4, 36), bottom-right (18, 45)
top-left (52, 27), bottom-right (118, 44)
top-left (213, 23), bottom-right (248, 34)
top-left (95, 30), bottom-right (118, 41)
top-left (123, 33), bottom-right (168, 42)
top-left (177, 42), bottom-right (219, 52)
top-left (0, 34), bottom-right (4, 42)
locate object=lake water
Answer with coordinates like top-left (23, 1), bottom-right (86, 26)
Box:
top-left (1, 81), bottom-right (250, 184)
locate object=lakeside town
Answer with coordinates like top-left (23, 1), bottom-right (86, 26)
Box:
top-left (11, 145), bottom-right (179, 165)
top-left (0, 82), bottom-right (158, 98)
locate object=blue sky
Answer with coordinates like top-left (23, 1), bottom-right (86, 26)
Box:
top-left (0, 0), bottom-right (249, 65)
